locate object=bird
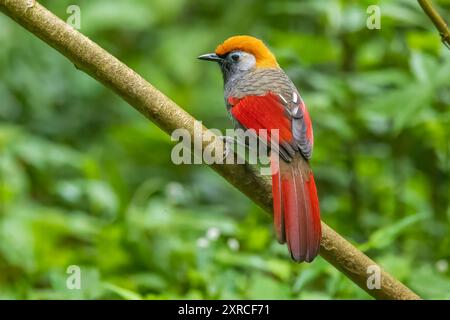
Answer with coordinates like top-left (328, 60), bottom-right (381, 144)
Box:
top-left (198, 35), bottom-right (321, 263)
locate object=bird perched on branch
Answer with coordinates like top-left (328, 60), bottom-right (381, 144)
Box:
top-left (199, 35), bottom-right (321, 262)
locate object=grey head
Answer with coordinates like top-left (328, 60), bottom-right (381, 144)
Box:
top-left (198, 50), bottom-right (256, 84)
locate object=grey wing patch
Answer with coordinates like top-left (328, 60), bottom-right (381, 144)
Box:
top-left (279, 92), bottom-right (313, 160)
top-left (291, 103), bottom-right (313, 160)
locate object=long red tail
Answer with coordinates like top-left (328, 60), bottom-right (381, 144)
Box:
top-left (271, 154), bottom-right (321, 262)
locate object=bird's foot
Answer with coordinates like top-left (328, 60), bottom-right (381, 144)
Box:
top-left (217, 135), bottom-right (236, 160)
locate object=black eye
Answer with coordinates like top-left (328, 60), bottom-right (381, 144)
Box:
top-left (231, 54), bottom-right (240, 62)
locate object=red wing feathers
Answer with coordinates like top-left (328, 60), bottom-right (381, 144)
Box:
top-left (229, 93), bottom-right (293, 145)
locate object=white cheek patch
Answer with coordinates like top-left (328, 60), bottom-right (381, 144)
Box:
top-left (238, 53), bottom-right (256, 71)
top-left (293, 92), bottom-right (298, 103)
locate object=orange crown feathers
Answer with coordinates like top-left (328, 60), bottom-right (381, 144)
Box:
top-left (215, 35), bottom-right (279, 68)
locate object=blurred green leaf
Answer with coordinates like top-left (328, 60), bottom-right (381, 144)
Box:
top-left (103, 283), bottom-right (143, 300)
top-left (360, 213), bottom-right (427, 251)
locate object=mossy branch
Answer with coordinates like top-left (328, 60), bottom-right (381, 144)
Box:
top-left (0, 0), bottom-right (421, 300)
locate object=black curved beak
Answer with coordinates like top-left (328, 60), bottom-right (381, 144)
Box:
top-left (198, 53), bottom-right (222, 62)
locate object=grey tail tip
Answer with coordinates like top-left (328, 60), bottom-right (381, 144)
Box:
top-left (291, 252), bottom-right (317, 263)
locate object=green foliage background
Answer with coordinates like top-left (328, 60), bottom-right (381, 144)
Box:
top-left (0, 0), bottom-right (449, 299)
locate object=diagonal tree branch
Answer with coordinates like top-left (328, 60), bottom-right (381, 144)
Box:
top-left (418, 0), bottom-right (450, 48)
top-left (0, 0), bottom-right (421, 300)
